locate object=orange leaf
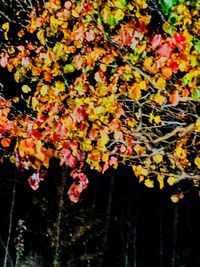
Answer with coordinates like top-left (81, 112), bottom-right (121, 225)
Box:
top-left (182, 88), bottom-right (189, 97)
top-left (169, 90), bottom-right (179, 106)
top-left (1, 137), bottom-right (11, 147)
top-left (162, 66), bottom-right (172, 79)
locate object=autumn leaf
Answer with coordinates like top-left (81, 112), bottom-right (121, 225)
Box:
top-left (2, 22), bottom-right (9, 40)
top-left (151, 34), bottom-right (162, 49)
top-left (171, 193), bottom-right (184, 203)
top-left (167, 177), bottom-right (177, 186)
top-left (86, 30), bottom-right (95, 42)
top-left (157, 175), bottom-right (164, 189)
top-left (114, 9), bottom-right (124, 22)
top-left (68, 182), bottom-right (83, 203)
top-left (27, 172), bottom-right (44, 191)
top-left (156, 77), bottom-right (166, 89)
top-left (132, 165), bottom-right (148, 177)
top-left (170, 195), bottom-right (179, 203)
top-left (169, 90), bottom-right (179, 106)
top-left (153, 154), bottom-right (163, 164)
top-left (129, 84), bottom-right (141, 100)
top-left (2, 22), bottom-right (9, 31)
top-left (22, 85), bottom-right (32, 93)
top-left (194, 157), bottom-right (200, 169)
top-left (144, 179), bottom-right (154, 188)
top-left (158, 43), bottom-right (173, 57)
top-left (1, 137), bottom-right (11, 148)
top-left (153, 93), bottom-right (166, 105)
top-left (195, 119), bottom-right (200, 133)
top-left (113, 0), bottom-right (127, 9)
top-left (101, 7), bottom-right (115, 25)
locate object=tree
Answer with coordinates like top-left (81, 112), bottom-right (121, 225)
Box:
top-left (0, 0), bottom-right (199, 204)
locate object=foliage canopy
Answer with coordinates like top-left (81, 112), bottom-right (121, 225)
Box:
top-left (0, 0), bottom-right (199, 202)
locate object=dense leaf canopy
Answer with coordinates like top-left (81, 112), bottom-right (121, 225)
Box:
top-left (0, 0), bottom-right (199, 202)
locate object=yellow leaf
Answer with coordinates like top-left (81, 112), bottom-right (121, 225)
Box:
top-left (195, 118), bottom-right (200, 132)
top-left (102, 153), bottom-right (109, 162)
top-left (136, 43), bottom-right (146, 54)
top-left (36, 29), bottom-right (46, 45)
top-left (12, 97), bottom-right (19, 103)
top-left (129, 84), bottom-right (141, 100)
top-left (154, 115), bottom-right (161, 124)
top-left (157, 175), bottom-right (164, 189)
top-left (139, 175), bottom-right (144, 182)
top-left (22, 85), bottom-right (31, 93)
top-left (40, 85), bottom-right (49, 96)
top-left (139, 80), bottom-right (148, 90)
top-left (32, 97), bottom-right (39, 109)
top-left (162, 22), bottom-right (170, 32)
top-left (114, 9), bottom-right (124, 22)
top-left (175, 142), bottom-right (187, 159)
top-left (14, 71), bottom-right (20, 83)
top-left (2, 22), bottom-right (9, 30)
top-left (133, 144), bottom-right (146, 155)
top-left (153, 93), bottom-right (166, 105)
top-left (127, 118), bottom-right (136, 127)
top-left (171, 195), bottom-right (179, 203)
top-left (156, 77), bottom-right (166, 89)
top-left (132, 165), bottom-right (148, 177)
top-left (144, 57), bottom-right (153, 70)
top-left (144, 179), bottom-right (154, 188)
top-left (194, 157), bottom-right (200, 169)
top-left (149, 113), bottom-right (154, 123)
top-left (171, 193), bottom-right (184, 203)
top-left (167, 177), bottom-right (177, 186)
top-left (153, 154), bottom-right (163, 164)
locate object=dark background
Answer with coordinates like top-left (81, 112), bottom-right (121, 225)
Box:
top-left (1, 160), bottom-right (200, 267)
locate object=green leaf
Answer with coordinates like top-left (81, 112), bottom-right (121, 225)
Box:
top-left (114, 0), bottom-right (127, 9)
top-left (159, 0), bottom-right (178, 15)
top-left (102, 7), bottom-right (116, 25)
top-left (191, 87), bottom-right (200, 100)
top-left (63, 64), bottom-right (75, 73)
top-left (193, 38), bottom-right (200, 54)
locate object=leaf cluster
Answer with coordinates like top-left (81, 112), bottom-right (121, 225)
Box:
top-left (0, 0), bottom-right (199, 202)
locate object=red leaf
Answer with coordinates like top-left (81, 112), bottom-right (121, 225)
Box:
top-left (85, 3), bottom-right (93, 12)
top-left (68, 182), bottom-right (83, 203)
top-left (172, 33), bottom-right (186, 50)
top-left (168, 60), bottom-right (179, 73)
top-left (121, 31), bottom-right (132, 46)
top-left (61, 148), bottom-right (77, 167)
top-left (73, 106), bottom-right (87, 122)
top-left (27, 172), bottom-right (44, 191)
